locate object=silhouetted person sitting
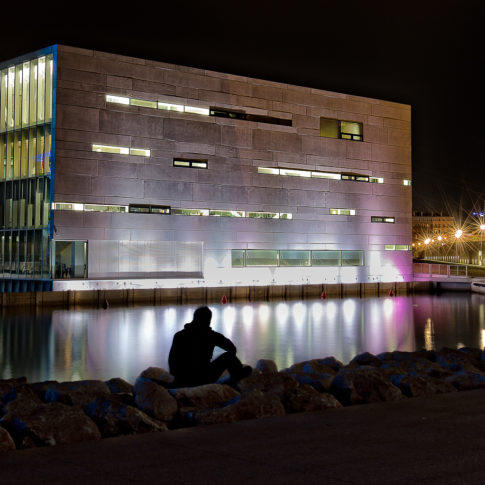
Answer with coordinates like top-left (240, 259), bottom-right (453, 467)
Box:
top-left (169, 306), bottom-right (252, 387)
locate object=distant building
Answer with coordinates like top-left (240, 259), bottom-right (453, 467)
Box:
top-left (0, 45), bottom-right (412, 293)
top-left (412, 211), bottom-right (455, 243)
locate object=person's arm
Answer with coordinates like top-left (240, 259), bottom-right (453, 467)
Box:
top-left (212, 331), bottom-right (237, 354)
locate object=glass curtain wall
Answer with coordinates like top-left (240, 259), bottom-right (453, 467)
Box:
top-left (0, 52), bottom-right (54, 292)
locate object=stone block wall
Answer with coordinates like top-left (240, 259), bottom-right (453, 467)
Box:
top-left (52, 45), bottom-right (412, 286)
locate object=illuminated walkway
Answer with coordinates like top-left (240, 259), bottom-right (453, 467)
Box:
top-left (1, 388), bottom-right (485, 484)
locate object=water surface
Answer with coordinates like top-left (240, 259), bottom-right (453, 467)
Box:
top-left (2, 293), bottom-right (485, 383)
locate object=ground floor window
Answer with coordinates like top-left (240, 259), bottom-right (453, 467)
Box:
top-left (52, 240), bottom-right (87, 279)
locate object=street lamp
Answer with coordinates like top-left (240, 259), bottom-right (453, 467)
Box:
top-left (480, 224), bottom-right (485, 265)
top-left (455, 229), bottom-right (463, 263)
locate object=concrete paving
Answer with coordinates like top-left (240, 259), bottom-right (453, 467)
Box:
top-left (2, 388), bottom-right (485, 484)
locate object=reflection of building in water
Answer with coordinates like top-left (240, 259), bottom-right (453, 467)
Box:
top-left (1, 46), bottom-right (412, 293)
top-left (424, 317), bottom-right (435, 350)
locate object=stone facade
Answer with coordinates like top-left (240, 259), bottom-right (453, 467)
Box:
top-left (1, 45), bottom-right (412, 291)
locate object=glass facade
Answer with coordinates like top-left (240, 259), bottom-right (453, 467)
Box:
top-left (0, 49), bottom-right (55, 292)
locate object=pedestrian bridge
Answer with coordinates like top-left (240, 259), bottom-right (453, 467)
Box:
top-left (413, 262), bottom-right (471, 290)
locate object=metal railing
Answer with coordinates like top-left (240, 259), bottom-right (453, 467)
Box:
top-left (413, 263), bottom-right (468, 278)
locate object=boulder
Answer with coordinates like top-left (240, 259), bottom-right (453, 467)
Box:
top-left (389, 374), bottom-right (456, 398)
top-left (284, 371), bottom-right (334, 393)
top-left (435, 348), bottom-right (483, 373)
top-left (281, 384), bottom-right (342, 413)
top-left (169, 384), bottom-right (239, 411)
top-left (238, 372), bottom-right (299, 398)
top-left (287, 357), bottom-right (343, 375)
top-left (329, 367), bottom-right (403, 406)
top-left (138, 367), bottom-right (175, 387)
top-left (445, 371), bottom-right (485, 391)
top-left (1, 402), bottom-right (101, 448)
top-left (105, 378), bottom-right (133, 395)
top-left (194, 390), bottom-right (285, 425)
top-left (133, 377), bottom-right (178, 423)
top-left (0, 427), bottom-right (16, 452)
top-left (254, 359), bottom-right (278, 374)
top-left (31, 380), bottom-right (111, 407)
top-left (1, 384), bottom-right (42, 417)
top-left (84, 395), bottom-right (167, 437)
top-left (348, 352), bottom-right (381, 368)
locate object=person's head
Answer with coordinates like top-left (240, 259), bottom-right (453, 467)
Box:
top-left (192, 306), bottom-right (212, 327)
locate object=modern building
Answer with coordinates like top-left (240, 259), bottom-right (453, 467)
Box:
top-left (0, 45), bottom-right (412, 293)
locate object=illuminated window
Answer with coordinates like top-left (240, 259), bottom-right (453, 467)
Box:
top-left (130, 99), bottom-right (157, 109)
top-left (158, 102), bottom-right (184, 112)
top-left (106, 95), bottom-right (129, 105)
top-left (129, 204), bottom-right (170, 214)
top-left (231, 249), bottom-right (245, 267)
top-left (172, 208), bottom-right (210, 216)
top-left (403, 179), bottom-right (412, 186)
top-left (247, 211), bottom-right (280, 219)
top-left (341, 250), bottom-right (364, 266)
top-left (311, 171), bottom-right (341, 180)
top-left (173, 158), bottom-right (208, 169)
top-left (209, 209), bottom-right (245, 217)
top-left (321, 118), bottom-right (363, 141)
top-left (184, 106), bottom-right (210, 116)
top-left (246, 250), bottom-right (279, 266)
top-left (385, 244), bottom-right (411, 251)
top-left (311, 251), bottom-right (341, 266)
top-left (279, 168), bottom-right (311, 178)
top-left (92, 144), bottom-right (150, 157)
top-left (258, 166), bottom-right (382, 183)
top-left (342, 174), bottom-right (369, 182)
top-left (279, 250), bottom-right (310, 267)
top-left (371, 216), bottom-right (395, 223)
top-left (232, 249), bottom-right (364, 267)
top-left (330, 208), bottom-right (356, 216)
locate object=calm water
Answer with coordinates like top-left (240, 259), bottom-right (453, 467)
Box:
top-left (1, 293), bottom-right (485, 384)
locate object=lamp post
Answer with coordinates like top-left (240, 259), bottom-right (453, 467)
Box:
top-left (455, 229), bottom-right (463, 264)
top-left (480, 224), bottom-right (485, 265)
top-left (424, 238), bottom-right (430, 260)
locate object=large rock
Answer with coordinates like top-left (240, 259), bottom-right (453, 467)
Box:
top-left (138, 367), bottom-right (175, 387)
top-left (84, 395), bottom-right (167, 437)
top-left (1, 384), bottom-right (42, 417)
top-left (390, 374), bottom-right (456, 397)
top-left (281, 384), bottom-right (342, 413)
top-left (445, 371), bottom-right (485, 391)
top-left (105, 377), bottom-right (133, 395)
top-left (169, 384), bottom-right (239, 411)
top-left (1, 402), bottom-right (101, 448)
top-left (435, 348), bottom-right (483, 373)
top-left (238, 372), bottom-right (299, 398)
top-left (287, 357), bottom-right (343, 375)
top-left (31, 380), bottom-right (111, 407)
top-left (329, 367), bottom-right (404, 406)
top-left (348, 352), bottom-right (381, 368)
top-left (0, 427), bottom-right (15, 452)
top-left (133, 377), bottom-right (178, 422)
top-left (194, 390), bottom-right (285, 425)
top-left (254, 359), bottom-right (278, 374)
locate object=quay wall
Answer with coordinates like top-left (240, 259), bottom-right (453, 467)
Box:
top-left (0, 281), bottom-right (432, 309)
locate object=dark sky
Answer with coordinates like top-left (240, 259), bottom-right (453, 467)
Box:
top-left (2, 1), bottom-right (484, 215)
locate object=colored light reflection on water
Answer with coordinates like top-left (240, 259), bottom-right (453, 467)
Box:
top-left (2, 293), bottom-right (485, 384)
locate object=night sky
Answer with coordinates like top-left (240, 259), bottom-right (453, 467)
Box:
top-left (2, 1), bottom-right (484, 215)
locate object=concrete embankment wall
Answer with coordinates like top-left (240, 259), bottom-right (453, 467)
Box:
top-left (0, 281), bottom-right (433, 309)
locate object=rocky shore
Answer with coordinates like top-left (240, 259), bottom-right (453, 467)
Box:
top-left (2, 346), bottom-right (485, 453)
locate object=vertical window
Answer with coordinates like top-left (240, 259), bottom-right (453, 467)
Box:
top-left (1, 69), bottom-right (7, 132)
top-left (231, 249), bottom-right (245, 267)
top-left (37, 56), bottom-right (45, 123)
top-left (22, 62), bottom-right (30, 127)
top-left (29, 59), bottom-right (38, 125)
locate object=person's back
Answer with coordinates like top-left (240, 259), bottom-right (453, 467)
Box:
top-left (168, 306), bottom-right (251, 387)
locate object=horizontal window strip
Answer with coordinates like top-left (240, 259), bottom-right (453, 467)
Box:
top-left (258, 166), bottom-right (383, 183)
top-left (371, 216), bottom-right (395, 223)
top-left (92, 144), bottom-right (150, 157)
top-left (53, 202), bottom-right (292, 220)
top-left (385, 244), bottom-right (412, 251)
top-left (330, 208), bottom-right (356, 216)
top-left (106, 95), bottom-right (290, 126)
top-left (232, 249), bottom-right (364, 267)
top-left (173, 158), bottom-right (208, 169)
